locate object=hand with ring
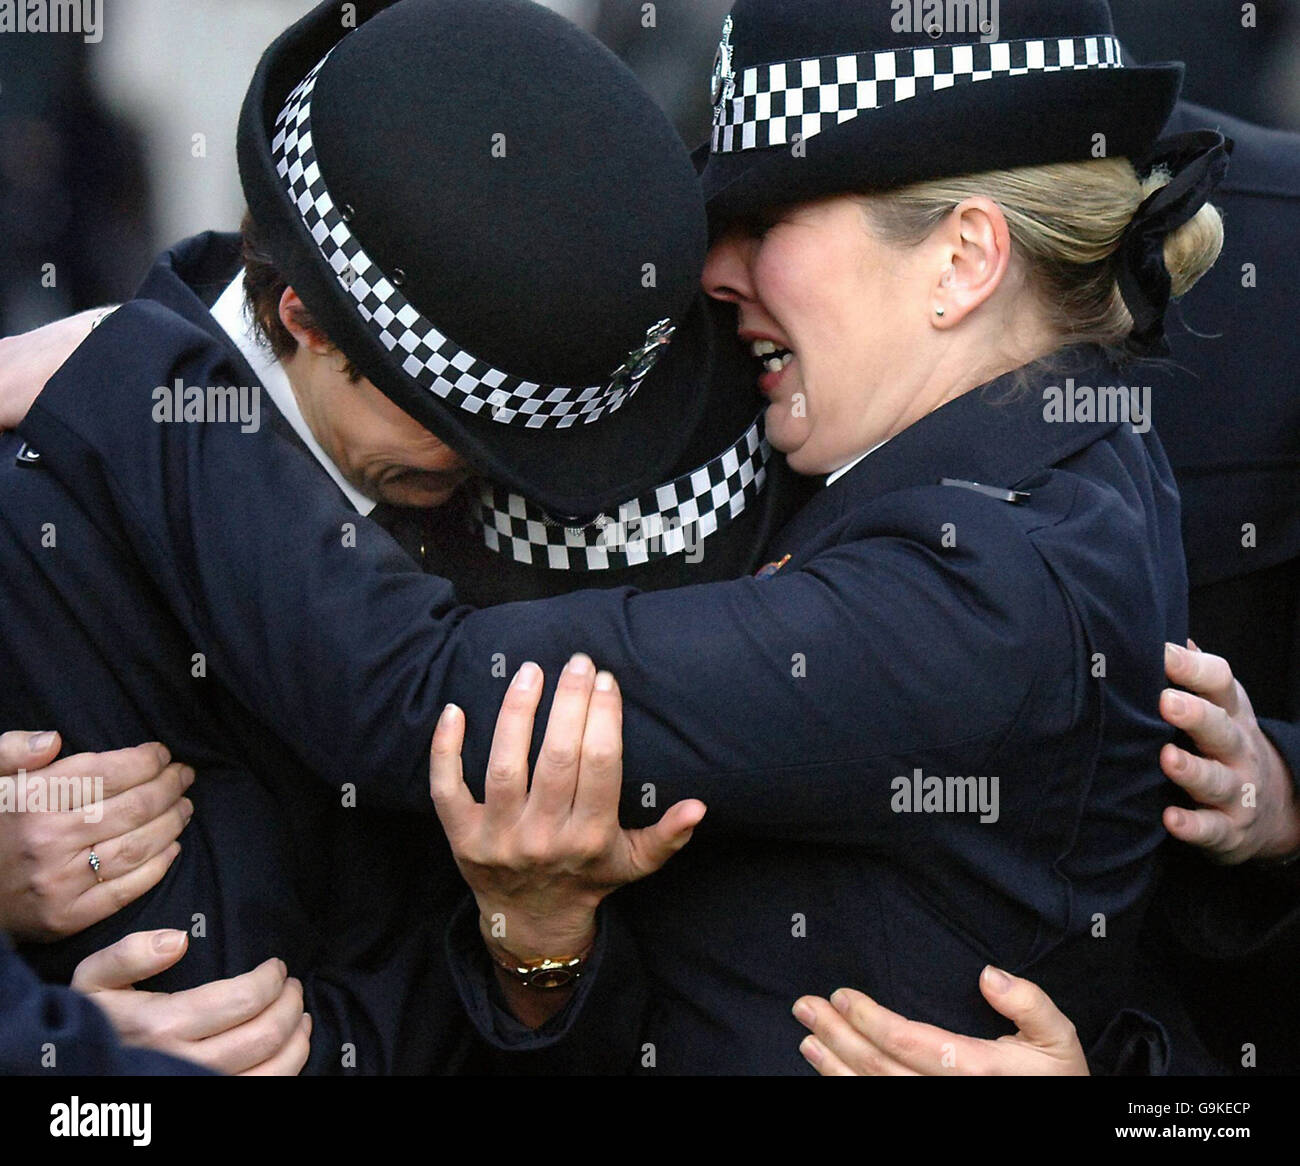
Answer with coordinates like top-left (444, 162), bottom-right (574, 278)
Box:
top-left (0, 732), bottom-right (194, 943)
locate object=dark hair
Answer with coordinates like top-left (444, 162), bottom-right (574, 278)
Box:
top-left (239, 210), bottom-right (362, 381)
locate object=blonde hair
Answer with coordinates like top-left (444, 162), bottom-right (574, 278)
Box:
top-left (863, 157), bottom-right (1225, 354)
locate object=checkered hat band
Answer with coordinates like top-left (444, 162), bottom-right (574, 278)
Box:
top-left (712, 35), bottom-right (1123, 153)
top-left (271, 51), bottom-right (654, 430)
top-left (472, 412), bottom-right (772, 572)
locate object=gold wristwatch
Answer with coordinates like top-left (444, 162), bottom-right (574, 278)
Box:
top-left (483, 934), bottom-right (594, 991)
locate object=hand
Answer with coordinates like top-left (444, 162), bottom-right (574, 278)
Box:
top-left (793, 966), bottom-right (1089, 1076)
top-left (0, 732), bottom-right (193, 943)
top-left (0, 308), bottom-right (109, 429)
top-left (1160, 641), bottom-right (1300, 863)
top-left (430, 654), bottom-right (706, 960)
top-left (71, 930), bottom-right (311, 1075)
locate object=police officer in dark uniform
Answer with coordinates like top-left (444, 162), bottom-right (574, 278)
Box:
top-left (8, 0), bottom-right (1232, 1075)
top-left (0, 0), bottom-right (785, 1073)
top-left (785, 94), bottom-right (1300, 1079)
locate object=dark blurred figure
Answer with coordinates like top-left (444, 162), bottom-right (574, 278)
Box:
top-left (0, 40), bottom-right (153, 334)
top-left (1112, 0), bottom-right (1300, 130)
top-left (593, 0), bottom-right (732, 143)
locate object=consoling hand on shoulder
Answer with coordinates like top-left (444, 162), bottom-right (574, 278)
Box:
top-left (0, 308), bottom-right (108, 430)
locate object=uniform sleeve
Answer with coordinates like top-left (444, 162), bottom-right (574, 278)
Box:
top-left (444, 896), bottom-right (649, 1074)
top-left (20, 301), bottom-right (1062, 844)
top-left (1260, 716), bottom-right (1300, 812)
top-left (0, 935), bottom-right (211, 1076)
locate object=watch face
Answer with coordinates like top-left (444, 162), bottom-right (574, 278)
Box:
top-left (528, 967), bottom-right (576, 990)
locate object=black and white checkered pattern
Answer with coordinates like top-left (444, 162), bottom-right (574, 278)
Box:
top-left (272, 51), bottom-right (669, 429)
top-left (472, 413), bottom-right (771, 571)
top-left (712, 35), bottom-right (1123, 153)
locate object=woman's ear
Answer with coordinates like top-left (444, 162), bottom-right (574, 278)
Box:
top-left (930, 197), bottom-right (1013, 328)
top-left (277, 286), bottom-right (335, 357)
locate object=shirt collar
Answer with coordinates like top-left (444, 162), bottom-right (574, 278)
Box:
top-left (209, 276), bottom-right (376, 517)
top-left (825, 439), bottom-right (890, 487)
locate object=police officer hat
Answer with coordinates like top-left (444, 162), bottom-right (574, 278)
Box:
top-left (700, 0), bottom-right (1184, 229)
top-left (238, 0), bottom-right (712, 519)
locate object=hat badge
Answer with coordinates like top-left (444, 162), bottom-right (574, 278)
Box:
top-left (609, 317), bottom-right (677, 396)
top-left (711, 14), bottom-right (736, 107)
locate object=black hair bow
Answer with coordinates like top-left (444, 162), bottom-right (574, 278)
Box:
top-left (1117, 130), bottom-right (1233, 358)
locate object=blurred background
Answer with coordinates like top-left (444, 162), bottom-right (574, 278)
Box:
top-left (2, 0), bottom-right (1298, 334)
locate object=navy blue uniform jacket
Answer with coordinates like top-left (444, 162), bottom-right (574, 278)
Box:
top-left (0, 240), bottom-right (475, 1076)
top-left (6, 239), bottom-right (1187, 1072)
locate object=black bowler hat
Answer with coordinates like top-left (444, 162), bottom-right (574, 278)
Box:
top-left (238, 0), bottom-right (712, 520)
top-left (700, 0), bottom-right (1184, 228)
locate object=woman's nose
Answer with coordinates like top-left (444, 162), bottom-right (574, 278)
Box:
top-left (702, 231), bottom-right (757, 305)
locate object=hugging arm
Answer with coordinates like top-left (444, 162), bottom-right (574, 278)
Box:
top-left (20, 302), bottom-right (1055, 845)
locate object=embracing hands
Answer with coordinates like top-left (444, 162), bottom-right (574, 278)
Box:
top-left (72, 930), bottom-right (311, 1075)
top-left (1160, 641), bottom-right (1300, 863)
top-left (0, 732), bottom-right (193, 943)
top-left (795, 966), bottom-right (1088, 1076)
top-left (430, 654), bottom-right (706, 962)
top-left (0, 308), bottom-right (107, 430)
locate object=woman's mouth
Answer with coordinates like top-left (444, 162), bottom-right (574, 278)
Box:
top-left (751, 338), bottom-right (795, 394)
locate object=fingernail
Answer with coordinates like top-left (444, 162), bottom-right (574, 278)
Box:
top-left (983, 965), bottom-right (1013, 993)
top-left (800, 1036), bottom-right (824, 1065)
top-left (513, 662), bottom-right (541, 690)
top-left (181, 767), bottom-right (196, 789)
top-left (566, 653), bottom-right (593, 677)
top-left (276, 958), bottom-right (288, 977)
top-left (1165, 642), bottom-right (1183, 662)
top-left (830, 989), bottom-right (851, 1014)
top-left (302, 1014), bottom-right (313, 1036)
top-left (153, 930), bottom-right (185, 953)
top-left (437, 703), bottom-right (460, 728)
top-left (1165, 690), bottom-right (1187, 716)
top-left (181, 798), bottom-right (194, 822)
top-left (27, 731), bottom-right (54, 751)
top-left (792, 1000), bottom-right (815, 1026)
top-left (594, 671), bottom-right (615, 692)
